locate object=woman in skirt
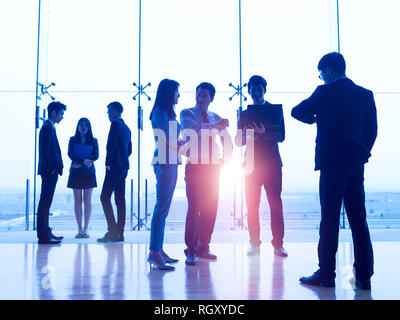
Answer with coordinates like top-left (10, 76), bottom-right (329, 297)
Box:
top-left (67, 118), bottom-right (99, 238)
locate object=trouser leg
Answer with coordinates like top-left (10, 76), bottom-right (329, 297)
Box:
top-left (343, 165), bottom-right (374, 280)
top-left (198, 165), bottom-right (220, 252)
top-left (184, 164), bottom-right (202, 254)
top-left (100, 168), bottom-right (124, 234)
top-left (264, 166), bottom-right (284, 248)
top-left (318, 168), bottom-right (346, 279)
top-left (244, 173), bottom-right (262, 247)
top-left (37, 174), bottom-right (58, 239)
top-left (150, 165), bottom-right (178, 251)
top-left (114, 169), bottom-right (128, 236)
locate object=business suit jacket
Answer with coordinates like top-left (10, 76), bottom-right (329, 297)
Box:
top-left (38, 120), bottom-right (63, 176)
top-left (105, 118), bottom-right (132, 169)
top-left (68, 136), bottom-right (99, 173)
top-left (291, 78), bottom-right (377, 170)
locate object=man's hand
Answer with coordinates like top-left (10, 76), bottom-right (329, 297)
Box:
top-left (248, 122), bottom-right (265, 135)
top-left (215, 118), bottom-right (229, 129)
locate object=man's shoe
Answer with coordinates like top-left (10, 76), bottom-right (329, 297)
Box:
top-left (198, 250), bottom-right (217, 260)
top-left (97, 232), bottom-right (120, 243)
top-left (355, 278), bottom-right (371, 290)
top-left (299, 270), bottom-right (335, 288)
top-left (38, 238), bottom-right (61, 245)
top-left (274, 247), bottom-right (288, 257)
top-left (185, 253), bottom-right (197, 265)
top-left (49, 233), bottom-right (64, 241)
top-left (247, 245), bottom-right (260, 256)
top-left (114, 233), bottom-right (124, 242)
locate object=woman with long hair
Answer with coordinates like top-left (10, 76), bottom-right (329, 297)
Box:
top-left (148, 79), bottom-right (182, 270)
top-left (67, 118), bottom-right (99, 238)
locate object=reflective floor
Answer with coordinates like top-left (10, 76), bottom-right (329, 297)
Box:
top-left (0, 236), bottom-right (399, 300)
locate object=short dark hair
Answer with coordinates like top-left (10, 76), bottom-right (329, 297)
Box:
top-left (47, 101), bottom-right (67, 115)
top-left (107, 101), bottom-right (123, 114)
top-left (196, 82), bottom-right (216, 99)
top-left (247, 75), bottom-right (267, 93)
top-left (318, 52), bottom-right (346, 74)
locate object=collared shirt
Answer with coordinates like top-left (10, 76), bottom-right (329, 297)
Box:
top-left (180, 106), bottom-right (226, 164)
top-left (47, 119), bottom-right (55, 128)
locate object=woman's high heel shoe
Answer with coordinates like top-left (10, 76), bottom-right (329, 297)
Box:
top-left (147, 256), bottom-right (175, 271)
top-left (161, 251), bottom-right (179, 264)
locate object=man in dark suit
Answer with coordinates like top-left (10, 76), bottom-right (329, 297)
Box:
top-left (37, 101), bottom-right (67, 244)
top-left (291, 52), bottom-right (377, 290)
top-left (236, 75), bottom-right (287, 258)
top-left (98, 102), bottom-right (132, 243)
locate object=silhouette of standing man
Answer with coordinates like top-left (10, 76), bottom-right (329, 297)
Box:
top-left (292, 52), bottom-right (377, 290)
top-left (37, 101), bottom-right (67, 244)
top-left (98, 102), bottom-right (132, 243)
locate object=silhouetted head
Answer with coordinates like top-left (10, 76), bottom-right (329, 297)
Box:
top-left (107, 101), bottom-right (123, 122)
top-left (47, 101), bottom-right (67, 124)
top-left (150, 79), bottom-right (180, 120)
top-left (318, 52), bottom-right (346, 84)
top-left (195, 82), bottom-right (215, 110)
top-left (74, 118), bottom-right (94, 142)
top-left (248, 75), bottom-right (267, 104)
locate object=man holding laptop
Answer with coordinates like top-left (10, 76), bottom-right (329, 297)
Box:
top-left (236, 75), bottom-right (287, 257)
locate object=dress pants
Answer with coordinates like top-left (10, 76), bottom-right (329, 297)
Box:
top-left (244, 165), bottom-right (284, 249)
top-left (37, 173), bottom-right (59, 240)
top-left (150, 164), bottom-right (178, 251)
top-left (184, 163), bottom-right (220, 254)
top-left (318, 164), bottom-right (374, 280)
top-left (100, 166), bottom-right (128, 236)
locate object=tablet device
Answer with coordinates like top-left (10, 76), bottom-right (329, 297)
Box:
top-left (244, 104), bottom-right (282, 129)
top-left (73, 143), bottom-right (93, 159)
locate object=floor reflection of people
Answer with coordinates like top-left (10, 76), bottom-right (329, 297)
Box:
top-left (300, 283), bottom-right (337, 300)
top-left (248, 255), bottom-right (260, 300)
top-left (36, 244), bottom-right (59, 299)
top-left (185, 260), bottom-right (216, 300)
top-left (101, 243), bottom-right (125, 299)
top-left (271, 256), bottom-right (285, 300)
top-left (354, 288), bottom-right (373, 300)
top-left (147, 268), bottom-right (168, 300)
top-left (70, 244), bottom-right (94, 300)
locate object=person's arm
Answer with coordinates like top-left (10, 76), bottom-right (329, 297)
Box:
top-left (180, 109), bottom-right (226, 132)
top-left (152, 108), bottom-right (180, 152)
top-left (364, 91), bottom-right (378, 152)
top-left (105, 121), bottom-right (120, 167)
top-left (233, 110), bottom-right (245, 146)
top-left (90, 138), bottom-right (99, 162)
top-left (264, 109), bottom-right (285, 143)
top-left (128, 139), bottom-right (132, 157)
top-left (39, 125), bottom-right (56, 172)
top-left (291, 86), bottom-right (322, 124)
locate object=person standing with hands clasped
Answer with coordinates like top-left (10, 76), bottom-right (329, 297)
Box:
top-left (67, 118), bottom-right (99, 239)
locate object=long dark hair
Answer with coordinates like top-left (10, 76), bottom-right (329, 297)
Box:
top-left (149, 79), bottom-right (179, 120)
top-left (74, 118), bottom-right (94, 143)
